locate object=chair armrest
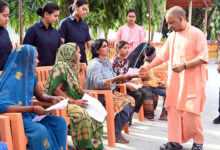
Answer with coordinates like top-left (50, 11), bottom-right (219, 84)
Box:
top-left (84, 90), bottom-right (114, 114)
top-left (116, 84), bottom-right (127, 95)
top-left (83, 91), bottom-right (98, 99)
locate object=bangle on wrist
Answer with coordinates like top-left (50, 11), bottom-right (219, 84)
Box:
top-left (32, 106), bottom-right (35, 113)
top-left (183, 62), bottom-right (187, 69)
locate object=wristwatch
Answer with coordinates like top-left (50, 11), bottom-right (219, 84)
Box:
top-left (183, 62), bottom-right (187, 69)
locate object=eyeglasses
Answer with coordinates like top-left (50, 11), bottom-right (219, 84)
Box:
top-left (128, 15), bottom-right (136, 18)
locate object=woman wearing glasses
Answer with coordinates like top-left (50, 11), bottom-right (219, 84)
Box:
top-left (116, 9), bottom-right (146, 56)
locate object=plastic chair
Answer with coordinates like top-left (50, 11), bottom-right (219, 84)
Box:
top-left (0, 115), bottom-right (13, 150)
top-left (0, 113), bottom-right (28, 150)
top-left (35, 66), bottom-right (53, 91)
top-left (80, 63), bottom-right (129, 147)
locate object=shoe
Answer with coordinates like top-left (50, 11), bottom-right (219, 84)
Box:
top-left (213, 115), bottom-right (220, 124)
top-left (144, 111), bottom-right (154, 120)
top-left (159, 111), bottom-right (167, 121)
top-left (191, 143), bottom-right (203, 150)
top-left (115, 133), bottom-right (129, 144)
top-left (160, 142), bottom-right (183, 150)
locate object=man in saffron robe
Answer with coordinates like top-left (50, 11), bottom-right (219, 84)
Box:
top-left (141, 6), bottom-right (208, 150)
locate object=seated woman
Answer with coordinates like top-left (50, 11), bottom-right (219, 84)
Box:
top-left (86, 39), bottom-right (135, 144)
top-left (44, 43), bottom-right (104, 150)
top-left (127, 43), bottom-right (155, 120)
top-left (112, 40), bottom-right (153, 123)
top-left (0, 45), bottom-right (67, 150)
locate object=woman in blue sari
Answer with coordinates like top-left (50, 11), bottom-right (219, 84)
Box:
top-left (0, 45), bottom-right (67, 150)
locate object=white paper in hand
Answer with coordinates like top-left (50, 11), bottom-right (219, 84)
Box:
top-left (82, 93), bottom-right (107, 122)
top-left (46, 99), bottom-right (69, 111)
top-left (126, 82), bottom-right (143, 90)
top-left (125, 68), bottom-right (140, 76)
top-left (32, 99), bottom-right (69, 122)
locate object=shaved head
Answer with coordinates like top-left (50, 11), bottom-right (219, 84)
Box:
top-left (165, 6), bottom-right (187, 32)
top-left (167, 6), bottom-right (186, 20)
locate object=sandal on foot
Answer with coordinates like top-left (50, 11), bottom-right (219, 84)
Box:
top-left (115, 134), bottom-right (129, 144)
top-left (191, 143), bottom-right (203, 150)
top-left (159, 111), bottom-right (167, 121)
top-left (160, 142), bottom-right (183, 150)
top-left (144, 111), bottom-right (154, 120)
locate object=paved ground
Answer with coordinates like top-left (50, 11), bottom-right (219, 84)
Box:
top-left (68, 63), bottom-right (220, 150)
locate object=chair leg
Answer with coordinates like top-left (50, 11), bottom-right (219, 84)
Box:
top-left (123, 123), bottom-right (129, 134)
top-left (138, 105), bottom-right (144, 122)
top-left (105, 91), bottom-right (116, 147)
top-left (0, 115), bottom-right (13, 150)
top-left (3, 113), bottom-right (28, 150)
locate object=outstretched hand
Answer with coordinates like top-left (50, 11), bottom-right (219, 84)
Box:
top-left (140, 65), bottom-right (150, 73)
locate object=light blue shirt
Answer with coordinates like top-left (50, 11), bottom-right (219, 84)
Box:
top-left (86, 58), bottom-right (116, 90)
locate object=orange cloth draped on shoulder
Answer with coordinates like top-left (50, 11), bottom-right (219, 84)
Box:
top-left (158, 23), bottom-right (208, 144)
top-left (158, 23), bottom-right (208, 115)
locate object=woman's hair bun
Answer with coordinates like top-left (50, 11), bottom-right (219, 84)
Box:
top-left (68, 5), bottom-right (73, 14)
top-left (36, 7), bottom-right (44, 16)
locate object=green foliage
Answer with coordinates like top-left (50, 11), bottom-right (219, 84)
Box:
top-left (211, 0), bottom-right (220, 40)
top-left (5, 0), bottom-right (68, 33)
top-left (130, 0), bottom-right (166, 31)
top-left (85, 0), bottom-right (129, 37)
top-left (6, 0), bottom-right (168, 39)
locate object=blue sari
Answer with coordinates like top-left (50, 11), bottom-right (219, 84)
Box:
top-left (0, 45), bottom-right (67, 150)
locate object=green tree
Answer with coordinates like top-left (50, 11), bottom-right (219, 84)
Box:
top-left (6, 0), bottom-right (167, 40)
top-left (130, 0), bottom-right (166, 32)
top-left (86, 0), bottom-right (129, 38)
top-left (162, 0), bottom-right (220, 40)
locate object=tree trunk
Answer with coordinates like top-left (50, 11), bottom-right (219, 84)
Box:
top-left (206, 6), bottom-right (216, 40)
top-left (105, 31), bottom-right (108, 39)
top-left (151, 30), bottom-right (154, 42)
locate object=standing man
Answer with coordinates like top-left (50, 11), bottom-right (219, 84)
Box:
top-left (213, 32), bottom-right (220, 124)
top-left (141, 6), bottom-right (208, 150)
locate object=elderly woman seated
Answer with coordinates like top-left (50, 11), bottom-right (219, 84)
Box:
top-left (86, 39), bottom-right (135, 144)
top-left (45, 43), bottom-right (104, 150)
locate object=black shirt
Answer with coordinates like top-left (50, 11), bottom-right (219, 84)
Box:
top-left (58, 16), bottom-right (91, 63)
top-left (0, 27), bottom-right (12, 70)
top-left (23, 20), bottom-right (62, 66)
